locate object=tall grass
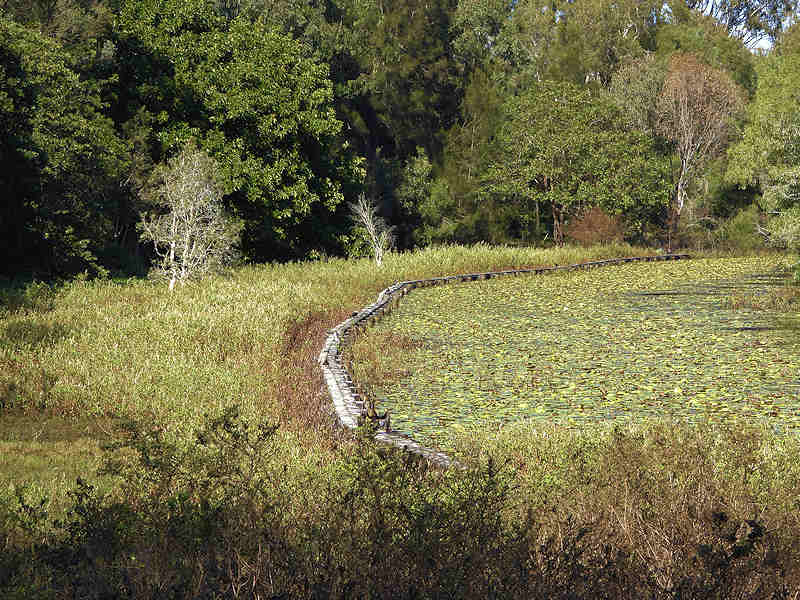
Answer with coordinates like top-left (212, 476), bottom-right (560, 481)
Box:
top-left (4, 243), bottom-right (800, 597)
top-left (0, 243), bottom-right (654, 509)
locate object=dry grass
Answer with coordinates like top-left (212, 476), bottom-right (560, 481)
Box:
top-left (449, 419), bottom-right (800, 594)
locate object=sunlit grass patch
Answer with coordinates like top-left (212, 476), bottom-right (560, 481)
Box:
top-left (0, 413), bottom-right (113, 516)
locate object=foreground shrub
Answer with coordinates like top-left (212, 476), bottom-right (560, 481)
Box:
top-left (2, 410), bottom-right (799, 599)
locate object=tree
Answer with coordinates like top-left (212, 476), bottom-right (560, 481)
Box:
top-left (609, 54), bottom-right (670, 135)
top-left (655, 6), bottom-right (757, 94)
top-left (656, 53), bottom-right (745, 248)
top-left (728, 24), bottom-right (800, 274)
top-left (0, 0), bottom-right (114, 65)
top-left (113, 0), bottom-right (363, 261)
top-left (487, 81), bottom-right (671, 244)
top-left (444, 68), bottom-right (503, 209)
top-left (682, 0), bottom-right (796, 47)
top-left (496, 0), bottom-right (661, 88)
top-left (451, 0), bottom-right (513, 73)
top-left (139, 143), bottom-right (242, 290)
top-left (349, 194), bottom-right (395, 266)
top-left (359, 0), bottom-right (462, 159)
top-left (0, 16), bottom-right (127, 278)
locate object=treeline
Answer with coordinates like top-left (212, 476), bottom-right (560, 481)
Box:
top-left (1, 0), bottom-right (799, 278)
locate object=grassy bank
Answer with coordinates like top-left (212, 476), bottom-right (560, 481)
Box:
top-left (2, 243), bottom-right (800, 598)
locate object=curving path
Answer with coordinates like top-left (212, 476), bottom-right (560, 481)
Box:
top-left (318, 253), bottom-right (690, 468)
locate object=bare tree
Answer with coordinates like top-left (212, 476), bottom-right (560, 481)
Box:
top-left (657, 53), bottom-right (744, 249)
top-left (350, 194), bottom-right (395, 266)
top-left (139, 143), bottom-right (242, 290)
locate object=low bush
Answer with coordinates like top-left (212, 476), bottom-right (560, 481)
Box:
top-left (565, 207), bottom-right (625, 247)
top-left (715, 206), bottom-right (765, 251)
top-left (2, 410), bottom-right (799, 599)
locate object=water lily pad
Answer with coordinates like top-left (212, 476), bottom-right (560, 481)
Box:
top-left (348, 257), bottom-right (800, 448)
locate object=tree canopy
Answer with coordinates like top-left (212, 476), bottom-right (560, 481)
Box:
top-left (489, 81), bottom-right (670, 244)
top-left (728, 23), bottom-right (800, 261)
top-left (2, 0), bottom-right (798, 277)
top-left (0, 16), bottom-right (127, 277)
top-left (113, 0), bottom-right (363, 261)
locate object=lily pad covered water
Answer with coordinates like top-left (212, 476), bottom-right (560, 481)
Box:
top-left (350, 257), bottom-right (800, 448)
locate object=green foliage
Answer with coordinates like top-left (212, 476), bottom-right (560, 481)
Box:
top-left (496, 0), bottom-right (660, 87)
top-left (395, 146), bottom-right (434, 243)
top-left (682, 0), bottom-right (795, 47)
top-left (489, 81), bottom-right (670, 243)
top-left (728, 22), bottom-right (800, 261)
top-left (0, 16), bottom-right (128, 278)
top-left (113, 0), bottom-right (363, 260)
top-left (656, 6), bottom-right (757, 94)
top-left (2, 0), bottom-right (795, 274)
top-left (395, 147), bottom-right (464, 245)
top-left (359, 0), bottom-right (462, 159)
top-left (0, 0), bottom-right (115, 67)
top-left (714, 205), bottom-right (765, 251)
top-left (608, 53), bottom-right (669, 134)
top-left (436, 68), bottom-right (510, 243)
top-left (451, 0), bottom-right (511, 72)
top-left (2, 0), bottom-right (780, 270)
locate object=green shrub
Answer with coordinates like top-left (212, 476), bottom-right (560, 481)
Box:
top-left (715, 205), bottom-right (764, 251)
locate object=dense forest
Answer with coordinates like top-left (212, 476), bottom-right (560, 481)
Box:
top-left (1, 0), bottom-right (799, 278)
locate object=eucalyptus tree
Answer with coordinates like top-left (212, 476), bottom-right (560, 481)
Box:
top-left (728, 24), bottom-right (800, 272)
top-left (496, 0), bottom-right (662, 87)
top-left (656, 53), bottom-right (745, 249)
top-left (683, 0), bottom-right (797, 46)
